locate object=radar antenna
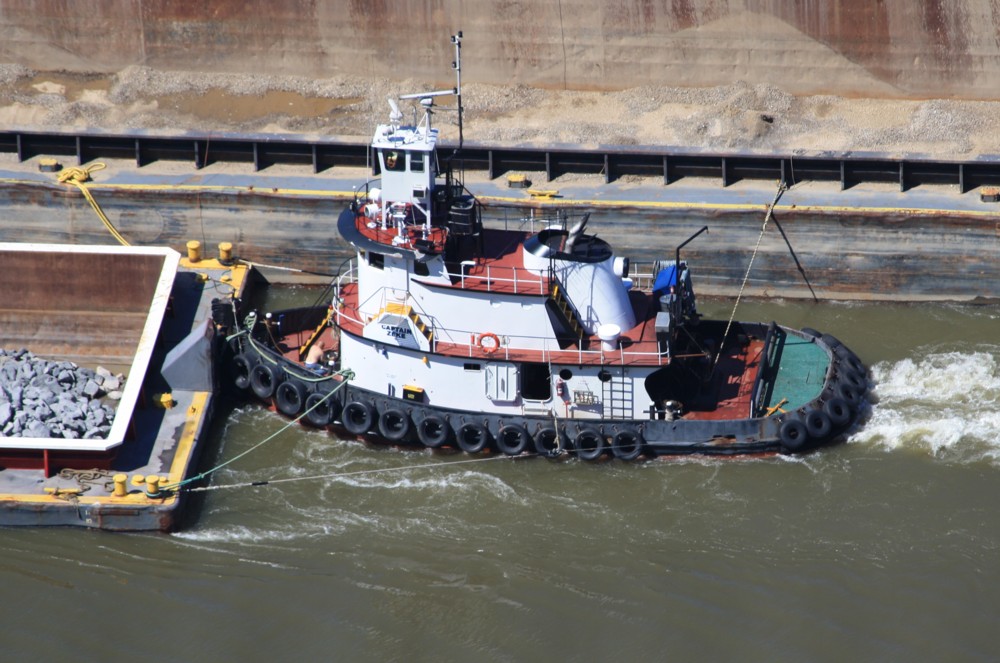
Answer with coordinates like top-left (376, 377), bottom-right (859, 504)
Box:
top-left (387, 97), bottom-right (402, 128)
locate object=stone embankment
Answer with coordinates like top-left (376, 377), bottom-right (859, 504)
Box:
top-left (0, 349), bottom-right (123, 439)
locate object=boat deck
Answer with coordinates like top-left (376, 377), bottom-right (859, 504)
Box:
top-left (0, 246), bottom-right (250, 530)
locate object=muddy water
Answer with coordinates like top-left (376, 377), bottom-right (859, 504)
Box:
top-left (1, 295), bottom-right (998, 660)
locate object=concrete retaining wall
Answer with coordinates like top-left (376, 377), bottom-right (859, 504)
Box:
top-left (2, 1), bottom-right (999, 99)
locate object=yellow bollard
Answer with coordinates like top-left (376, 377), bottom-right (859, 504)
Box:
top-left (186, 240), bottom-right (202, 262)
top-left (113, 473), bottom-right (128, 497)
top-left (218, 241), bottom-right (233, 262)
top-left (145, 475), bottom-right (161, 497)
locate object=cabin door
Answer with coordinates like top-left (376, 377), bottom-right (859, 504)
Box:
top-left (484, 363), bottom-right (519, 403)
top-left (384, 255), bottom-right (410, 304)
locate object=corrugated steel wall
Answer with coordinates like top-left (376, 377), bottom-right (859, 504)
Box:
top-left (2, 0), bottom-right (998, 98)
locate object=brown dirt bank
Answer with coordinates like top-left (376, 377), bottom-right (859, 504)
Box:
top-left (2, 65), bottom-right (1000, 160)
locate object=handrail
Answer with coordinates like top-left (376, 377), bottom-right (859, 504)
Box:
top-left (335, 293), bottom-right (666, 366)
top-left (748, 321), bottom-right (783, 418)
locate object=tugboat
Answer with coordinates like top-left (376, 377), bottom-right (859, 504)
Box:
top-left (228, 34), bottom-right (868, 458)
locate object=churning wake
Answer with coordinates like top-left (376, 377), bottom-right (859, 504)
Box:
top-left (850, 347), bottom-right (1000, 463)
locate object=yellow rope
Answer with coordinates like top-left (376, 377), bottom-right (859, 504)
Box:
top-left (56, 163), bottom-right (130, 246)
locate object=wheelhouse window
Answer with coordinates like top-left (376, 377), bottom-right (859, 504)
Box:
top-left (410, 151), bottom-right (425, 173)
top-left (383, 150), bottom-right (406, 172)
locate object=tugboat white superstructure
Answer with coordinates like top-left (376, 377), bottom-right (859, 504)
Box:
top-left (229, 34), bottom-right (869, 458)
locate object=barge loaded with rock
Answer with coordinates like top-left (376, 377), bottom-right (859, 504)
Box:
top-left (0, 241), bottom-right (249, 530)
top-left (228, 35), bottom-right (870, 459)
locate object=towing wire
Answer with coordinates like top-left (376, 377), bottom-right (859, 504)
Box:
top-left (713, 180), bottom-right (787, 372)
top-left (183, 451), bottom-right (538, 493)
top-left (158, 368), bottom-right (355, 494)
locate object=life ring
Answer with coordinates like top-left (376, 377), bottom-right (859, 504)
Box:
top-left (611, 429), bottom-right (644, 461)
top-left (378, 408), bottom-right (412, 442)
top-left (823, 397), bottom-right (851, 427)
top-left (250, 363), bottom-right (278, 400)
top-left (496, 424), bottom-right (530, 456)
top-left (532, 427), bottom-right (562, 458)
top-left (457, 422), bottom-right (491, 453)
top-left (803, 408), bottom-right (832, 439)
top-left (779, 418), bottom-right (808, 452)
top-left (478, 333), bottom-right (501, 355)
top-left (342, 401), bottom-right (375, 435)
top-left (416, 415), bottom-right (450, 448)
top-left (275, 380), bottom-right (305, 416)
top-left (573, 428), bottom-right (605, 461)
top-left (232, 354), bottom-right (252, 390)
top-left (304, 391), bottom-right (338, 427)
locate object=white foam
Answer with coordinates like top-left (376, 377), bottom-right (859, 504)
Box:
top-left (851, 348), bottom-right (1000, 461)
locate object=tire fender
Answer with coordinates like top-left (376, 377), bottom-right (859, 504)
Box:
top-left (532, 426), bottom-right (562, 458)
top-left (611, 429), bottom-right (644, 461)
top-left (304, 391), bottom-right (338, 427)
top-left (803, 408), bottom-right (832, 440)
top-left (574, 428), bottom-right (605, 461)
top-left (250, 363), bottom-right (278, 400)
top-left (233, 354), bottom-right (252, 390)
top-left (342, 400), bottom-right (375, 435)
top-left (275, 380), bottom-right (305, 416)
top-left (378, 408), bottom-right (412, 442)
top-left (496, 424), bottom-right (530, 456)
top-left (416, 415), bottom-right (450, 448)
top-left (779, 418), bottom-right (808, 452)
top-left (823, 397), bottom-right (851, 427)
top-left (456, 422), bottom-right (490, 453)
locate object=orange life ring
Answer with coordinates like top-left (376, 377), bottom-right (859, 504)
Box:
top-left (478, 332), bottom-right (501, 354)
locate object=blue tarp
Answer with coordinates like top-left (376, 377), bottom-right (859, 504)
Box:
top-left (653, 264), bottom-right (678, 296)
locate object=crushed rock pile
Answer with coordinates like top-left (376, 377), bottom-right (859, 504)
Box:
top-left (0, 349), bottom-right (124, 439)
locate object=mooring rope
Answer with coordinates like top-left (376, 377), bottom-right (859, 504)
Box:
top-left (159, 368), bottom-right (355, 493)
top-left (56, 163), bottom-right (131, 246)
top-left (713, 180), bottom-right (787, 372)
top-left (182, 451), bottom-right (538, 493)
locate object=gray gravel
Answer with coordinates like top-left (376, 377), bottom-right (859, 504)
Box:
top-left (0, 349), bottom-right (123, 439)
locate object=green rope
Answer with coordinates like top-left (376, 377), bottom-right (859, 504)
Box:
top-left (183, 450), bottom-right (538, 493)
top-left (159, 368), bottom-right (355, 493)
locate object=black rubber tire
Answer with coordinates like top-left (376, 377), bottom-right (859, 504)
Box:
top-left (233, 354), bottom-right (252, 390)
top-left (250, 363), bottom-right (278, 399)
top-left (800, 327), bottom-right (820, 338)
top-left (342, 401), bottom-right (375, 435)
top-left (378, 408), bottom-right (412, 442)
top-left (839, 351), bottom-right (866, 378)
top-left (779, 418), bottom-right (809, 452)
top-left (574, 428), bottom-right (605, 461)
top-left (275, 380), bottom-right (306, 416)
top-left (803, 409), bottom-right (832, 439)
top-left (532, 427), bottom-right (562, 458)
top-left (823, 397), bottom-right (852, 427)
top-left (840, 365), bottom-right (867, 390)
top-left (836, 382), bottom-right (861, 408)
top-left (611, 429), bottom-right (644, 461)
top-left (416, 415), bottom-right (449, 448)
top-left (304, 392), bottom-right (337, 427)
top-left (456, 422), bottom-right (490, 453)
top-left (496, 424), bottom-right (530, 456)
top-left (820, 334), bottom-right (842, 351)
